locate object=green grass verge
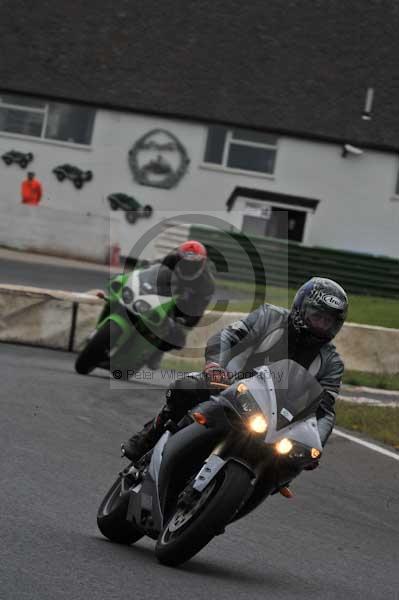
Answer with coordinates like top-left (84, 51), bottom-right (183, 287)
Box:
top-left (216, 279), bottom-right (399, 329)
top-left (161, 356), bottom-right (203, 372)
top-left (161, 358), bottom-right (399, 449)
top-left (335, 400), bottom-right (399, 449)
top-left (343, 370), bottom-right (399, 391)
top-left (162, 360), bottom-right (399, 392)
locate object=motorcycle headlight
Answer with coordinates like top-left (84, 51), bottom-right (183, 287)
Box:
top-left (133, 299), bottom-right (151, 314)
top-left (248, 414), bottom-right (268, 434)
top-left (275, 438), bottom-right (293, 455)
top-left (110, 280), bottom-right (122, 294)
top-left (237, 383), bottom-right (249, 395)
top-left (122, 286), bottom-right (134, 304)
top-left (311, 448), bottom-right (321, 459)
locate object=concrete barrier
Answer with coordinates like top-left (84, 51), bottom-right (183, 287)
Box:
top-left (335, 322), bottom-right (399, 374)
top-left (0, 285), bottom-right (102, 351)
top-left (171, 313), bottom-right (399, 374)
top-left (0, 285), bottom-right (398, 374)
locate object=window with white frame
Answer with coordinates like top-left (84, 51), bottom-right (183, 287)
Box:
top-left (204, 126), bottom-right (278, 175)
top-left (0, 93), bottom-right (96, 146)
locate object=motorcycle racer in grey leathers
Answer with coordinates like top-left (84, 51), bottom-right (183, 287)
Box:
top-left (122, 277), bottom-right (348, 474)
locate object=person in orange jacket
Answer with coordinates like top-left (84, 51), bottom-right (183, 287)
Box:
top-left (21, 172), bottom-right (42, 205)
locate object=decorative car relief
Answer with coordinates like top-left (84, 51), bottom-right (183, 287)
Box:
top-left (128, 129), bottom-right (190, 189)
top-left (52, 164), bottom-right (93, 189)
top-left (107, 193), bottom-right (153, 225)
top-left (2, 150), bottom-right (33, 168)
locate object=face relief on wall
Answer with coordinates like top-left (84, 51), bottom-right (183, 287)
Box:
top-left (128, 129), bottom-right (190, 189)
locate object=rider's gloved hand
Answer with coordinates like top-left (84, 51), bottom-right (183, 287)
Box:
top-left (203, 362), bottom-right (230, 385)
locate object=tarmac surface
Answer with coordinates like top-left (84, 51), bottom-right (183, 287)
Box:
top-left (0, 248), bottom-right (249, 302)
top-left (0, 253), bottom-right (110, 292)
top-left (1, 343), bottom-right (398, 600)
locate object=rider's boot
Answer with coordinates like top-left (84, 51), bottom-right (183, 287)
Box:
top-left (121, 405), bottom-right (172, 462)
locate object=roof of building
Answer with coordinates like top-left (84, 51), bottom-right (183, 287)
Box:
top-left (1, 1), bottom-right (399, 151)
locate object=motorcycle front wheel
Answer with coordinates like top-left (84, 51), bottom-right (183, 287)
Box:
top-left (155, 461), bottom-right (251, 567)
top-left (97, 476), bottom-right (143, 545)
top-left (75, 321), bottom-right (122, 375)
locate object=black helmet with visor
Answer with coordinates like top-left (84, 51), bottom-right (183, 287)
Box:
top-left (290, 277), bottom-right (348, 343)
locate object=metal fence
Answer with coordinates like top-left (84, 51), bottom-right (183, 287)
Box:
top-left (190, 225), bottom-right (399, 297)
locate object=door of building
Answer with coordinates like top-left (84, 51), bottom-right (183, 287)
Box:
top-left (242, 206), bottom-right (306, 242)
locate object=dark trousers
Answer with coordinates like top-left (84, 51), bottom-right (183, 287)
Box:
top-left (165, 374), bottom-right (211, 422)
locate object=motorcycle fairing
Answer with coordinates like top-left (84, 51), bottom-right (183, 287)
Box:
top-left (126, 422), bottom-right (226, 535)
top-left (126, 432), bottom-right (171, 535)
top-left (138, 263), bottom-right (173, 298)
top-left (156, 422), bottom-right (228, 525)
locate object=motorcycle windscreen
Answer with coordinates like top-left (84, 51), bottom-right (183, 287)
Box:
top-left (267, 359), bottom-right (324, 430)
top-left (138, 264), bottom-right (172, 297)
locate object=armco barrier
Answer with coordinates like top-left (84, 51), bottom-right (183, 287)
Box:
top-left (0, 285), bottom-right (398, 374)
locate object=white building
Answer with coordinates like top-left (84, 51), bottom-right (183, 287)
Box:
top-left (0, 93), bottom-right (398, 261)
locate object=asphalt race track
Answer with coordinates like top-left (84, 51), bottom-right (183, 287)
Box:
top-left (1, 343), bottom-right (398, 600)
top-left (0, 255), bottom-right (251, 303)
top-left (0, 257), bottom-right (108, 292)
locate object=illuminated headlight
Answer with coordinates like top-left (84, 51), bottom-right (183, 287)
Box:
top-left (133, 299), bottom-right (151, 314)
top-left (237, 383), bottom-right (248, 395)
top-left (275, 438), bottom-right (293, 454)
top-left (248, 414), bottom-right (268, 434)
top-left (122, 286), bottom-right (134, 304)
top-left (311, 448), bottom-right (321, 459)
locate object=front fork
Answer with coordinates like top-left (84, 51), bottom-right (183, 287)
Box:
top-left (190, 428), bottom-right (282, 523)
top-left (189, 431), bottom-right (261, 510)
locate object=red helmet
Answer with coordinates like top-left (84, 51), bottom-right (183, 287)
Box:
top-left (175, 240), bottom-right (207, 281)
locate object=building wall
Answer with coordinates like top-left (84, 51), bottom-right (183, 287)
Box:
top-left (0, 106), bottom-right (398, 261)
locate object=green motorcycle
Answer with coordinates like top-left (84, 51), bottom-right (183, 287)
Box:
top-left (75, 264), bottom-right (178, 377)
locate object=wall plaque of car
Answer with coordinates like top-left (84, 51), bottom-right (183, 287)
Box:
top-left (52, 164), bottom-right (93, 189)
top-left (107, 193), bottom-right (153, 224)
top-left (2, 150), bottom-right (34, 168)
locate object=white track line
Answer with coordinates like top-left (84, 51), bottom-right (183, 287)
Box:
top-left (339, 396), bottom-right (398, 407)
top-left (333, 428), bottom-right (399, 461)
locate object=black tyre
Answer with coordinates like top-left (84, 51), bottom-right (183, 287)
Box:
top-left (3, 157), bottom-right (12, 165)
top-left (125, 211), bottom-right (137, 224)
top-left (155, 461), bottom-right (251, 567)
top-left (74, 178), bottom-right (83, 189)
top-left (143, 205), bottom-right (153, 218)
top-left (20, 159), bottom-right (28, 168)
top-left (56, 172), bottom-right (65, 181)
top-left (97, 476), bottom-right (143, 545)
top-left (85, 170), bottom-right (93, 181)
top-left (75, 321), bottom-right (122, 375)
top-left (109, 198), bottom-right (118, 210)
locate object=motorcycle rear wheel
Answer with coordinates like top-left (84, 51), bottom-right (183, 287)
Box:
top-left (97, 476), bottom-right (143, 545)
top-left (155, 461), bottom-right (251, 567)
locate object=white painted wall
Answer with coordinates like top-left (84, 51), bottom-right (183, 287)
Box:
top-left (0, 107), bottom-right (398, 261)
top-left (0, 203), bottom-right (116, 262)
